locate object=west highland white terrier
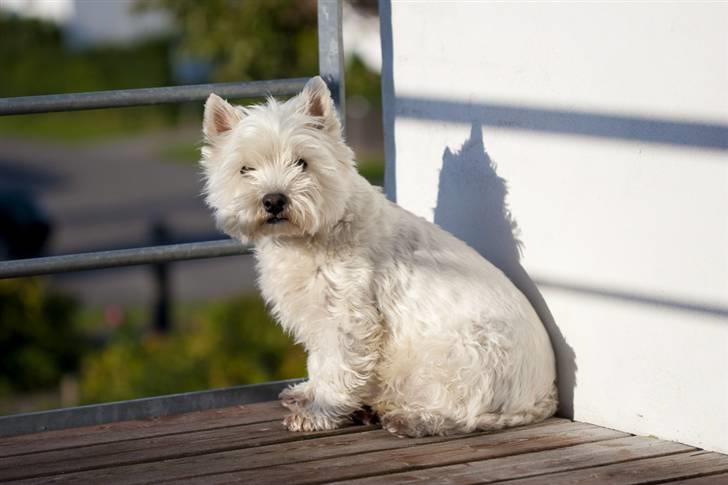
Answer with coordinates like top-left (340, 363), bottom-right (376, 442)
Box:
top-left (200, 77), bottom-right (557, 437)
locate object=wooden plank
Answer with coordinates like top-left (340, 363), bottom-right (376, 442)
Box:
top-left (341, 436), bottom-right (694, 484)
top-left (502, 450), bottom-right (728, 485)
top-left (0, 401), bottom-right (285, 458)
top-left (0, 417), bottom-right (376, 481)
top-left (0, 379), bottom-right (302, 438)
top-left (16, 418), bottom-right (569, 485)
top-left (172, 420), bottom-right (628, 484)
top-left (665, 472), bottom-right (728, 484)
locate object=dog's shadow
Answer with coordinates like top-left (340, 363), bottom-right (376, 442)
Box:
top-left (434, 123), bottom-right (577, 417)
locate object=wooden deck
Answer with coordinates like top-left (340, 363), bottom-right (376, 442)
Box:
top-left (1, 401), bottom-right (727, 484)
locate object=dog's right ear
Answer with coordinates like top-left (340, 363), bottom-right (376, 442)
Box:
top-left (301, 76), bottom-right (341, 134)
top-left (203, 94), bottom-right (244, 141)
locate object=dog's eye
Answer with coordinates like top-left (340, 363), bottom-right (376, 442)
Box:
top-left (239, 166), bottom-right (254, 175)
top-left (295, 158), bottom-right (307, 170)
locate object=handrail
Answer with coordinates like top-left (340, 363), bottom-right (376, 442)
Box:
top-left (0, 240), bottom-right (252, 279)
top-left (0, 78), bottom-right (309, 116)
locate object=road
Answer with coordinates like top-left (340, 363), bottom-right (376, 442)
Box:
top-left (0, 128), bottom-right (258, 307)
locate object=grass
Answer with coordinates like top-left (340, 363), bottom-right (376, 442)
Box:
top-left (160, 140), bottom-right (203, 164)
top-left (0, 107), bottom-right (179, 144)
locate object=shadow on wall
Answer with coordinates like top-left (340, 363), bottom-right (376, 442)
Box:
top-left (434, 123), bottom-right (577, 418)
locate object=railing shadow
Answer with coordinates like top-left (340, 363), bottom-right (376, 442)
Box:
top-left (433, 123), bottom-right (577, 417)
top-left (395, 97), bottom-right (728, 151)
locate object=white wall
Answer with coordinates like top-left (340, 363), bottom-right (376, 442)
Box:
top-left (380, 1), bottom-right (728, 453)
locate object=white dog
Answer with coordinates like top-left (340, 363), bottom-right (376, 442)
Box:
top-left (200, 77), bottom-right (557, 437)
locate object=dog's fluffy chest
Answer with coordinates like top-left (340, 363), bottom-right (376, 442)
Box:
top-left (254, 241), bottom-right (353, 342)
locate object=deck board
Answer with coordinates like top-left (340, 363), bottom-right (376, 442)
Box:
top-left (0, 419), bottom-right (377, 481)
top-left (341, 436), bottom-right (694, 484)
top-left (1, 400), bottom-right (726, 484)
top-left (0, 400), bottom-right (284, 458)
top-left (503, 451), bottom-right (728, 485)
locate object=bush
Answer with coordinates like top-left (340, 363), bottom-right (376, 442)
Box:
top-left (79, 294), bottom-right (306, 404)
top-left (0, 278), bottom-right (84, 394)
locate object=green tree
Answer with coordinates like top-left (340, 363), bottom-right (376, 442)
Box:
top-left (140, 0), bottom-right (319, 83)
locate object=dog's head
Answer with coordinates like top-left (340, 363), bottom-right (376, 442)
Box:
top-left (200, 77), bottom-right (356, 242)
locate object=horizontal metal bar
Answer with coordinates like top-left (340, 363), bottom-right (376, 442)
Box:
top-left (0, 239), bottom-right (252, 279)
top-left (0, 77), bottom-right (309, 116)
top-left (0, 378), bottom-right (304, 437)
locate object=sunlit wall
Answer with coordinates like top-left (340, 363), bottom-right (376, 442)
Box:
top-left (381, 1), bottom-right (728, 453)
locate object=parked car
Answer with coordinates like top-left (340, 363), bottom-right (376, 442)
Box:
top-left (0, 190), bottom-right (52, 260)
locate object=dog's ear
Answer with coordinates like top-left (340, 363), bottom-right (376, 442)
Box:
top-left (301, 76), bottom-right (341, 134)
top-left (203, 94), bottom-right (244, 140)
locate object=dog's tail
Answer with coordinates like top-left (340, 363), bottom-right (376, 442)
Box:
top-left (474, 384), bottom-right (558, 431)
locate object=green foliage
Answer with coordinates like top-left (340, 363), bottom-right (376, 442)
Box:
top-left (0, 14), bottom-right (172, 97)
top-left (141, 0), bottom-right (381, 103)
top-left (357, 159), bottom-right (385, 185)
top-left (79, 294), bottom-right (306, 404)
top-left (0, 279), bottom-right (84, 393)
top-left (0, 3), bottom-right (383, 142)
top-left (0, 13), bottom-right (177, 142)
top-left (346, 55), bottom-right (382, 105)
top-left (140, 0), bottom-right (320, 83)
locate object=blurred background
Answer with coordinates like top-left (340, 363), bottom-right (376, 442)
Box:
top-left (0, 0), bottom-right (383, 414)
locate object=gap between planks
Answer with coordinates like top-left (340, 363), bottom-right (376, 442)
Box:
top-left (662, 471), bottom-right (728, 484)
top-left (57, 419), bottom-right (625, 485)
top-left (5, 418), bottom-right (574, 484)
top-left (176, 439), bottom-right (727, 485)
top-left (333, 436), bottom-right (696, 484)
top-left (0, 417), bottom-right (379, 481)
top-left (494, 450), bottom-right (728, 485)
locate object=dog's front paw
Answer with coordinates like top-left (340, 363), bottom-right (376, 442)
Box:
top-left (283, 411), bottom-right (341, 432)
top-left (279, 385), bottom-right (311, 410)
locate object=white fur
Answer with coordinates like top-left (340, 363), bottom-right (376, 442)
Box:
top-left (200, 77), bottom-right (557, 437)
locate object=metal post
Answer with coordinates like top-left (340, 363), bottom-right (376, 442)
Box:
top-left (318, 0), bottom-right (346, 132)
top-left (150, 221), bottom-right (171, 333)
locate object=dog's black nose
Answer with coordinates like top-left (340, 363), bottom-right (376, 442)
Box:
top-left (262, 193), bottom-right (288, 215)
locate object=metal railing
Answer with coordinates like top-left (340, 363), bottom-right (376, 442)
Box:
top-left (0, 79), bottom-right (309, 115)
top-left (0, 0), bottom-right (344, 280)
top-left (0, 0), bottom-right (344, 436)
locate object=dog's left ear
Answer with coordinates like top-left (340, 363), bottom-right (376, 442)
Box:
top-left (301, 76), bottom-right (341, 134)
top-left (203, 94), bottom-right (244, 141)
